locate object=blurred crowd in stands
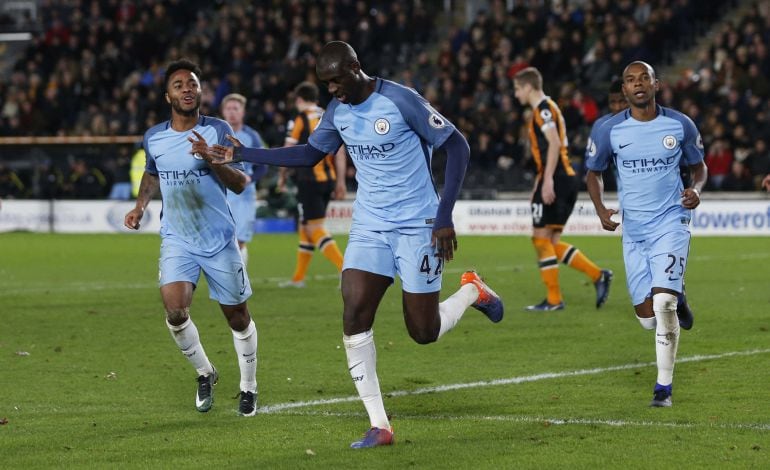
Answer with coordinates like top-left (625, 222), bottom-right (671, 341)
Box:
top-left (1, 0), bottom-right (769, 200)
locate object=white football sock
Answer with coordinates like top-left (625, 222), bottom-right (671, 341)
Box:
top-left (239, 245), bottom-right (249, 266)
top-left (344, 330), bottom-right (389, 430)
top-left (437, 283), bottom-right (478, 338)
top-left (653, 293), bottom-right (680, 386)
top-left (232, 320), bottom-right (258, 393)
top-left (166, 318), bottom-right (214, 377)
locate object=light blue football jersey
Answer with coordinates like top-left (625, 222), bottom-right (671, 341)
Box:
top-left (227, 124), bottom-right (265, 243)
top-left (308, 78), bottom-right (455, 230)
top-left (231, 125), bottom-right (265, 180)
top-left (227, 124), bottom-right (265, 203)
top-left (585, 113), bottom-right (613, 159)
top-left (585, 105), bottom-right (704, 241)
top-left (144, 116), bottom-right (244, 255)
top-left (585, 112), bottom-right (622, 190)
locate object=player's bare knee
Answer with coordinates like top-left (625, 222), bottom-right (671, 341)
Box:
top-left (407, 327), bottom-right (438, 345)
top-left (343, 317), bottom-right (372, 337)
top-left (165, 307), bottom-right (189, 326)
top-left (223, 305), bottom-right (251, 331)
top-left (227, 315), bottom-right (250, 332)
top-left (343, 304), bottom-right (376, 333)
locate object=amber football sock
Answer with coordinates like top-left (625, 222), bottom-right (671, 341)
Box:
top-left (310, 224), bottom-right (343, 272)
top-left (554, 241), bottom-right (601, 282)
top-left (532, 237), bottom-right (562, 304)
top-left (291, 228), bottom-right (314, 283)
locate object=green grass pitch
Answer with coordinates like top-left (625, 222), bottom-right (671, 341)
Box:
top-left (1, 232), bottom-right (768, 468)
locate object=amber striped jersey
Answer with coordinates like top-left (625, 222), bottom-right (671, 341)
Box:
top-left (286, 104), bottom-right (336, 182)
top-left (527, 97), bottom-right (575, 177)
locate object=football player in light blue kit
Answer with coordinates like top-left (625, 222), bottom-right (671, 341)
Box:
top-left (585, 61), bottom-right (707, 407)
top-left (190, 41), bottom-right (504, 448)
top-left (586, 79), bottom-right (696, 329)
top-left (124, 59), bottom-right (259, 417)
top-left (221, 93), bottom-right (267, 265)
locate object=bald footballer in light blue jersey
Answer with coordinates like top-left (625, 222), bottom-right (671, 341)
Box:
top-left (125, 59), bottom-right (259, 417)
top-left (586, 61), bottom-right (707, 408)
top-left (190, 41), bottom-right (504, 449)
top-left (221, 93), bottom-right (267, 264)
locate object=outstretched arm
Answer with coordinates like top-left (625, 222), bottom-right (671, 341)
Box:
top-left (190, 131), bottom-right (328, 168)
top-left (234, 141), bottom-right (329, 167)
top-left (433, 129), bottom-right (470, 261)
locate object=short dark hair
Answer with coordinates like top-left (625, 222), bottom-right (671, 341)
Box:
top-left (609, 79), bottom-right (623, 94)
top-left (513, 67), bottom-right (543, 91)
top-left (164, 59), bottom-right (202, 91)
top-left (294, 81), bottom-right (319, 103)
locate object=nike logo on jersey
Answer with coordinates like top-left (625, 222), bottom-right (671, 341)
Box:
top-left (426, 277), bottom-right (440, 284)
top-left (619, 143), bottom-right (633, 149)
top-left (341, 126), bottom-right (349, 131)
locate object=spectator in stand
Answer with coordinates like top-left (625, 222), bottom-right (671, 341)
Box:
top-left (107, 151), bottom-right (133, 200)
top-left (748, 139), bottom-right (770, 190)
top-left (704, 139), bottom-right (733, 190)
top-left (3, 0), bottom-right (770, 195)
top-left (721, 160), bottom-right (755, 191)
top-left (33, 161), bottom-right (64, 199)
top-left (1, 2), bottom-right (434, 140)
top-left (0, 164), bottom-right (26, 198)
top-left (63, 159), bottom-right (107, 199)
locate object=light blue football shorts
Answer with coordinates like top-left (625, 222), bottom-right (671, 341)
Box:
top-left (159, 238), bottom-right (252, 305)
top-left (343, 226), bottom-right (443, 293)
top-left (227, 185), bottom-right (257, 243)
top-left (623, 229), bottom-right (691, 306)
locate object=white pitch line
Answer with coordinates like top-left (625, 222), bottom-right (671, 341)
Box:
top-left (274, 410), bottom-right (770, 431)
top-left (258, 348), bottom-right (770, 414)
